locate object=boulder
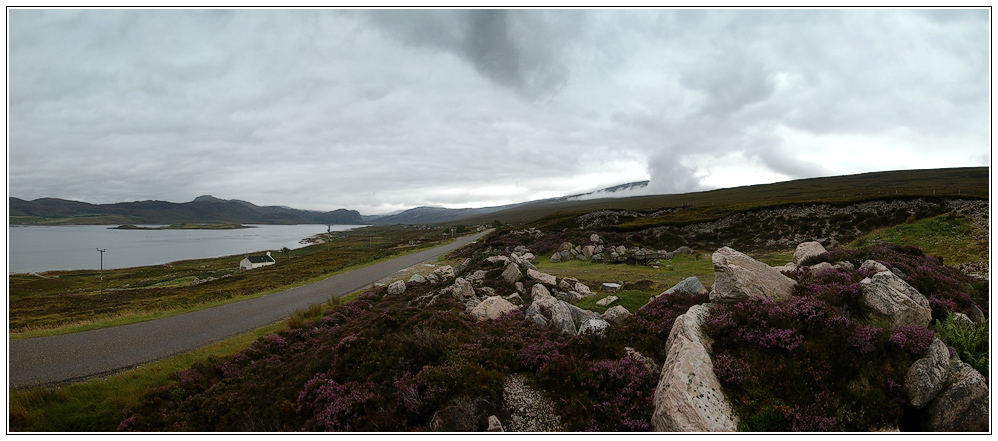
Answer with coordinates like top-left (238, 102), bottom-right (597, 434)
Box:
top-left (434, 265), bottom-right (455, 280)
top-left (531, 284), bottom-right (555, 305)
top-left (651, 304), bottom-right (737, 432)
top-left (576, 253), bottom-right (588, 261)
top-left (426, 272), bottom-right (439, 283)
top-left (387, 280), bottom-right (406, 296)
top-left (601, 282), bottom-right (622, 293)
top-left (504, 293), bottom-right (524, 306)
top-left (550, 253), bottom-right (562, 263)
top-left (486, 256), bottom-right (509, 265)
top-left (487, 415), bottom-right (503, 432)
top-left (514, 282), bottom-right (525, 295)
top-left (834, 261), bottom-right (855, 271)
top-left (466, 270), bottom-right (487, 285)
top-left (809, 262), bottom-right (834, 274)
top-left (590, 253), bottom-right (604, 263)
top-left (502, 264), bottom-right (523, 284)
top-left (590, 233), bottom-right (601, 243)
top-left (859, 271), bottom-right (931, 327)
top-left (968, 305), bottom-right (985, 323)
top-left (582, 245), bottom-right (596, 260)
top-left (453, 277), bottom-right (475, 298)
top-left (952, 312), bottom-right (974, 328)
top-left (559, 242), bottom-right (574, 251)
top-left (408, 274), bottom-right (427, 284)
top-left (710, 247), bottom-right (796, 303)
top-left (549, 301), bottom-right (577, 336)
top-left (480, 286), bottom-right (497, 296)
top-left (904, 338), bottom-right (951, 408)
top-left (470, 296), bottom-right (518, 321)
top-left (609, 252), bottom-right (620, 261)
top-left (559, 277), bottom-right (579, 292)
top-left (559, 250), bottom-right (572, 262)
top-left (923, 359), bottom-right (990, 431)
top-left (564, 301), bottom-right (595, 325)
top-left (594, 245), bottom-right (604, 254)
top-left (522, 253), bottom-right (536, 262)
top-left (663, 276), bottom-right (707, 297)
top-left (859, 260), bottom-right (889, 274)
top-left (596, 296), bottom-right (618, 307)
top-left (602, 305), bottom-right (632, 325)
top-left (513, 245), bottom-right (528, 254)
top-left (616, 246), bottom-right (627, 255)
top-left (574, 282), bottom-right (593, 297)
top-left (526, 268), bottom-right (557, 287)
top-left (579, 314), bottom-right (609, 336)
top-left (793, 241), bottom-right (827, 265)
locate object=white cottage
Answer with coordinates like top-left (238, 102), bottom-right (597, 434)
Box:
top-left (240, 251), bottom-right (276, 270)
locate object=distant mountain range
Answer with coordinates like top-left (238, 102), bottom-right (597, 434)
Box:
top-left (9, 181), bottom-right (652, 226)
top-left (9, 195), bottom-right (364, 225)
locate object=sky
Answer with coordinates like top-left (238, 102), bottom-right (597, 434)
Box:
top-left (7, 8), bottom-right (991, 215)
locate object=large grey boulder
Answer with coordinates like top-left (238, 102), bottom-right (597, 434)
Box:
top-left (710, 247), bottom-right (796, 303)
top-left (524, 303), bottom-right (548, 326)
top-left (526, 268), bottom-right (557, 287)
top-left (923, 359), bottom-right (990, 431)
top-left (859, 271), bottom-right (931, 327)
top-left (434, 265), bottom-right (455, 280)
top-left (549, 301), bottom-right (577, 336)
top-left (502, 264), bottom-right (523, 284)
top-left (559, 242), bottom-right (574, 251)
top-left (651, 304), bottom-right (737, 432)
top-left (601, 282), bottom-right (621, 293)
top-left (559, 277), bottom-right (579, 292)
top-left (470, 296), bottom-right (518, 321)
top-left (662, 276), bottom-right (707, 297)
top-left (574, 282), bottom-right (593, 297)
top-left (531, 284), bottom-right (554, 304)
top-left (809, 261), bottom-right (834, 274)
top-left (602, 305), bottom-right (632, 325)
top-left (550, 252), bottom-right (562, 263)
top-left (485, 256), bottom-right (509, 265)
top-left (904, 338), bottom-right (951, 408)
top-left (408, 274), bottom-right (427, 284)
top-left (578, 314), bottom-right (609, 336)
top-left (793, 241), bottom-right (827, 265)
top-left (452, 277), bottom-right (475, 298)
top-left (387, 280), bottom-right (407, 296)
top-left (582, 245), bottom-right (596, 260)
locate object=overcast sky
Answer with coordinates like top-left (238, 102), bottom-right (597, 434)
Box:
top-left (8, 8), bottom-right (990, 215)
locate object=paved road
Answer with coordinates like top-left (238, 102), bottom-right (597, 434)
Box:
top-left (9, 231), bottom-right (490, 387)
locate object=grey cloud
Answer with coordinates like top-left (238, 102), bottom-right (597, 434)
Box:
top-left (362, 9), bottom-right (571, 99)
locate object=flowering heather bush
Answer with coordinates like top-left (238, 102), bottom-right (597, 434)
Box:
top-left (706, 294), bottom-right (913, 431)
top-left (297, 375), bottom-right (378, 431)
top-left (800, 243), bottom-right (987, 321)
top-left (888, 325), bottom-right (935, 358)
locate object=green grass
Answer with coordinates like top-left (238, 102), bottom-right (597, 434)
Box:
top-left (535, 254), bottom-right (716, 297)
top-left (10, 226), bottom-right (463, 338)
top-left (8, 293), bottom-right (360, 432)
top-left (849, 212), bottom-right (987, 265)
top-left (575, 290), bottom-right (653, 314)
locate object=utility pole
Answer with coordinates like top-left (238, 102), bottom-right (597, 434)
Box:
top-left (97, 248), bottom-right (106, 297)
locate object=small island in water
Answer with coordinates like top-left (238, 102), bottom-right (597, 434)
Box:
top-left (111, 223), bottom-right (253, 230)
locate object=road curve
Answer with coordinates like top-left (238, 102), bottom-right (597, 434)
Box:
top-left (9, 231), bottom-right (491, 387)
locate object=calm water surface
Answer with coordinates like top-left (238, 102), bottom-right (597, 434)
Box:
top-left (8, 224), bottom-right (360, 274)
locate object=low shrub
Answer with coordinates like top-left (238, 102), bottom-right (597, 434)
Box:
top-left (935, 313), bottom-right (989, 379)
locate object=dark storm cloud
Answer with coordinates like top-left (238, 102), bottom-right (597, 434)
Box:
top-left (362, 9), bottom-right (571, 99)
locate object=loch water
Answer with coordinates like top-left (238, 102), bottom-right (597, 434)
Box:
top-left (7, 224), bottom-right (360, 274)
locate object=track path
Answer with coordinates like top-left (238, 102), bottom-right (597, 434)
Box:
top-left (9, 231), bottom-right (490, 387)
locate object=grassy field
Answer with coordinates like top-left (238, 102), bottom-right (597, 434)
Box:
top-left (9, 225), bottom-right (465, 337)
top-left (849, 212), bottom-right (988, 266)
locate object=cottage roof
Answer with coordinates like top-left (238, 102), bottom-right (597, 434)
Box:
top-left (246, 255), bottom-right (275, 264)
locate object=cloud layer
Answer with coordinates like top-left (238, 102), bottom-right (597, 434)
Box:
top-left (8, 9), bottom-right (989, 214)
